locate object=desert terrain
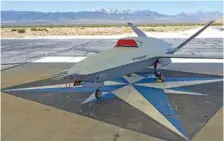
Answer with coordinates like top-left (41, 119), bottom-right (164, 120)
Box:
top-left (1, 23), bottom-right (222, 39)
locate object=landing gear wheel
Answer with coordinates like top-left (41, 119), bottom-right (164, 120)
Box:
top-left (156, 74), bottom-right (165, 83)
top-left (95, 89), bottom-right (102, 99)
top-left (153, 60), bottom-right (165, 83)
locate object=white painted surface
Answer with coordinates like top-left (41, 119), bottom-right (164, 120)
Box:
top-left (171, 58), bottom-right (224, 63)
top-left (33, 56), bottom-right (223, 63)
top-left (33, 56), bottom-right (87, 63)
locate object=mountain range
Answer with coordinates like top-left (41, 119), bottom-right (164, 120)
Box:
top-left (1, 9), bottom-right (223, 26)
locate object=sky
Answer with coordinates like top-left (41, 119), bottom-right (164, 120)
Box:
top-left (1, 1), bottom-right (223, 15)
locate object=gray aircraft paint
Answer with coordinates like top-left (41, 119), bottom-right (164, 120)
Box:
top-left (83, 57), bottom-right (158, 82)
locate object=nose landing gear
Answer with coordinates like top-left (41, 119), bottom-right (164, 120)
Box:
top-left (95, 89), bottom-right (102, 99)
top-left (153, 60), bottom-right (165, 83)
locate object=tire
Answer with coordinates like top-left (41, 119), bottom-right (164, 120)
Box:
top-left (159, 75), bottom-right (165, 82)
top-left (156, 73), bottom-right (164, 83)
top-left (95, 89), bottom-right (102, 99)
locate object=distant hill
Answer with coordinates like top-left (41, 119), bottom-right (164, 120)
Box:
top-left (1, 9), bottom-right (223, 26)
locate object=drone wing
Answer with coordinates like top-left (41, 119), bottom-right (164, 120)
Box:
top-left (167, 21), bottom-right (214, 54)
top-left (128, 23), bottom-right (147, 37)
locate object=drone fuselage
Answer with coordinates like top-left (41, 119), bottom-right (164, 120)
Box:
top-left (66, 37), bottom-right (171, 82)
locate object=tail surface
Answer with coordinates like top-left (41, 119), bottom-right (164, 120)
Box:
top-left (167, 21), bottom-right (214, 54)
top-left (128, 23), bottom-right (147, 37)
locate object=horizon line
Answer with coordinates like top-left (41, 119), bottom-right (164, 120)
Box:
top-left (1, 9), bottom-right (223, 13)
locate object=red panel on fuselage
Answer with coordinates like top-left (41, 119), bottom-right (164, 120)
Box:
top-left (115, 39), bottom-right (138, 47)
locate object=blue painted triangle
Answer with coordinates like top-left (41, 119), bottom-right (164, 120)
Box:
top-left (133, 77), bottom-right (156, 84)
top-left (101, 84), bottom-right (127, 92)
top-left (109, 77), bottom-right (129, 84)
top-left (133, 85), bottom-right (188, 138)
top-left (164, 77), bottom-right (219, 82)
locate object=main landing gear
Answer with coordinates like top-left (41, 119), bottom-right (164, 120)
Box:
top-left (73, 80), bottom-right (82, 86)
top-left (153, 60), bottom-right (165, 83)
top-left (95, 89), bottom-right (102, 99)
